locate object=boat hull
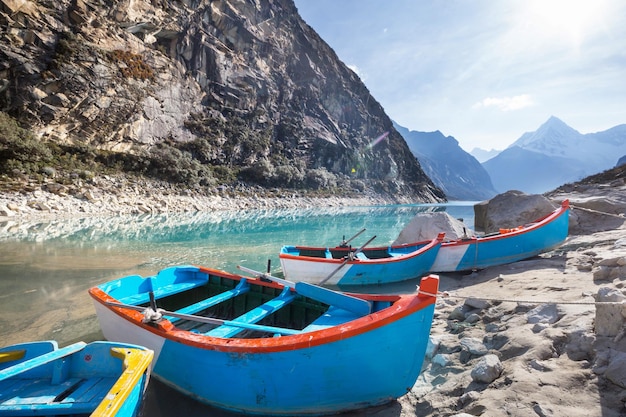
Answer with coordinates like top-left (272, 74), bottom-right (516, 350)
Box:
top-left (279, 235), bottom-right (443, 286)
top-left (431, 200), bottom-right (570, 272)
top-left (94, 301), bottom-right (434, 415)
top-left (89, 267), bottom-right (439, 415)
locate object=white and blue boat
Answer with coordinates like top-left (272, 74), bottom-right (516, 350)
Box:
top-left (430, 199), bottom-right (570, 272)
top-left (0, 340), bottom-right (153, 417)
top-left (279, 233), bottom-right (444, 286)
top-left (89, 265), bottom-right (439, 416)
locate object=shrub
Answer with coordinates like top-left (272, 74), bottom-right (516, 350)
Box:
top-left (0, 112), bottom-right (53, 175)
top-left (306, 168), bottom-right (337, 189)
top-left (274, 164), bottom-right (305, 187)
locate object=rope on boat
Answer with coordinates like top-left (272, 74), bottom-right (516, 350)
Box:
top-left (416, 289), bottom-right (624, 306)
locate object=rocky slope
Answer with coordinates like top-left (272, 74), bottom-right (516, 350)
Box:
top-left (0, 0), bottom-right (444, 203)
top-left (394, 122), bottom-right (498, 201)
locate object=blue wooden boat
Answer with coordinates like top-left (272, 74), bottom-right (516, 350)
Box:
top-left (430, 199), bottom-right (570, 272)
top-left (279, 233), bottom-right (445, 286)
top-left (0, 340), bottom-right (153, 417)
top-left (88, 265), bottom-right (440, 415)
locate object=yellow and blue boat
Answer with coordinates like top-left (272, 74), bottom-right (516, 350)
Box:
top-left (0, 340), bottom-right (153, 417)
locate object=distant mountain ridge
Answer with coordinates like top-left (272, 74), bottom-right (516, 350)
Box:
top-left (470, 148), bottom-right (501, 163)
top-left (393, 122), bottom-right (498, 201)
top-left (483, 116), bottom-right (626, 194)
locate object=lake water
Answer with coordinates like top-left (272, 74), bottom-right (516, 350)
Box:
top-left (0, 202), bottom-right (475, 416)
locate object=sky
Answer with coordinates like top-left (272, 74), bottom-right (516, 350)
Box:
top-left (292, 0), bottom-right (626, 152)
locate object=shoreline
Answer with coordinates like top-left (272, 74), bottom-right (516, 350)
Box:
top-left (0, 176), bottom-right (410, 221)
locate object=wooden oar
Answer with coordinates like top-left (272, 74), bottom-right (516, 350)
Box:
top-left (237, 265), bottom-right (294, 288)
top-left (318, 235), bottom-right (377, 285)
top-left (104, 299), bottom-right (301, 336)
top-left (339, 228), bottom-right (366, 247)
top-left (237, 266), bottom-right (371, 316)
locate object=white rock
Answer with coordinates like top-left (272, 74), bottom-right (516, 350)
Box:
top-left (470, 354), bottom-right (503, 383)
top-left (432, 353), bottom-right (454, 368)
top-left (527, 304), bottom-right (560, 324)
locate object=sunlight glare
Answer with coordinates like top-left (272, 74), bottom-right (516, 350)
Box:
top-left (527, 0), bottom-right (609, 45)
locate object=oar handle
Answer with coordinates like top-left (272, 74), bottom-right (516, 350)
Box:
top-left (319, 235), bottom-right (377, 285)
top-left (236, 265), bottom-right (295, 288)
top-left (339, 228), bottom-right (366, 247)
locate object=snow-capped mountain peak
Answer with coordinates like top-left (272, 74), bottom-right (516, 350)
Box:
top-left (512, 116), bottom-right (582, 150)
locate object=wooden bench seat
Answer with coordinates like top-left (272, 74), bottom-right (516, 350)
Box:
top-left (118, 279), bottom-right (206, 306)
top-left (0, 376), bottom-right (116, 415)
top-left (301, 306), bottom-right (361, 332)
top-left (205, 287), bottom-right (297, 338)
top-left (167, 279), bottom-right (251, 323)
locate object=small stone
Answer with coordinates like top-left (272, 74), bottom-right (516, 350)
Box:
top-left (471, 354), bottom-right (503, 383)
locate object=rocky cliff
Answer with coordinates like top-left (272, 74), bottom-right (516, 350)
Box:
top-left (0, 0), bottom-right (444, 203)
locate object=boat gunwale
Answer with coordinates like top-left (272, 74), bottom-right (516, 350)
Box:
top-left (279, 234), bottom-right (444, 265)
top-left (439, 199), bottom-right (569, 248)
top-left (88, 271), bottom-right (439, 354)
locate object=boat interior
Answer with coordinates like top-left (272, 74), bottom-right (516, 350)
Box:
top-left (112, 268), bottom-right (393, 339)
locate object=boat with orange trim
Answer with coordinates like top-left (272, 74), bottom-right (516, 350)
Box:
top-left (88, 265), bottom-right (439, 415)
top-left (430, 199), bottom-right (570, 272)
top-left (280, 200), bottom-right (570, 279)
top-left (279, 232), bottom-right (445, 286)
top-left (0, 340), bottom-right (153, 417)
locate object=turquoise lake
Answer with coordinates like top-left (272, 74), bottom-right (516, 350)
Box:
top-left (0, 201), bottom-right (475, 416)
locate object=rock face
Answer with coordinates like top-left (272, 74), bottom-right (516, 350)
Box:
top-left (0, 0), bottom-right (444, 202)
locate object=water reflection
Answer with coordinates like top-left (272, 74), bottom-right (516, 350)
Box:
top-left (0, 203), bottom-right (475, 244)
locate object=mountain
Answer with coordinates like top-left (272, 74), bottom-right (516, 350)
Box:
top-left (394, 122), bottom-right (498, 201)
top-left (0, 0), bottom-right (444, 203)
top-left (483, 117), bottom-right (626, 194)
top-left (470, 148), bottom-right (501, 163)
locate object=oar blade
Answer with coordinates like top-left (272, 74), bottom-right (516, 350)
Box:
top-left (295, 282), bottom-right (371, 316)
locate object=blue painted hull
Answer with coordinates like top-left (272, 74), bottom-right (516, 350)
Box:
top-left (89, 266), bottom-right (440, 415)
top-left (155, 304), bottom-right (434, 415)
top-left (431, 200), bottom-right (570, 272)
top-left (279, 235), bottom-right (444, 286)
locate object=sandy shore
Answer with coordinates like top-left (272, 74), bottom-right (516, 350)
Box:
top-left (1, 176), bottom-right (625, 417)
top-left (388, 180), bottom-right (626, 417)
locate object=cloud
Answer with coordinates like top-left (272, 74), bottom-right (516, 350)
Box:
top-left (472, 94), bottom-right (534, 111)
top-left (347, 64), bottom-right (365, 80)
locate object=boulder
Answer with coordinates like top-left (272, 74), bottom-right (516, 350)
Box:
top-left (474, 191), bottom-right (557, 234)
top-left (594, 287), bottom-right (626, 337)
top-left (392, 212), bottom-right (469, 245)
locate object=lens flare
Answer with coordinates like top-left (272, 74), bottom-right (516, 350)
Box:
top-left (366, 131), bottom-right (389, 150)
